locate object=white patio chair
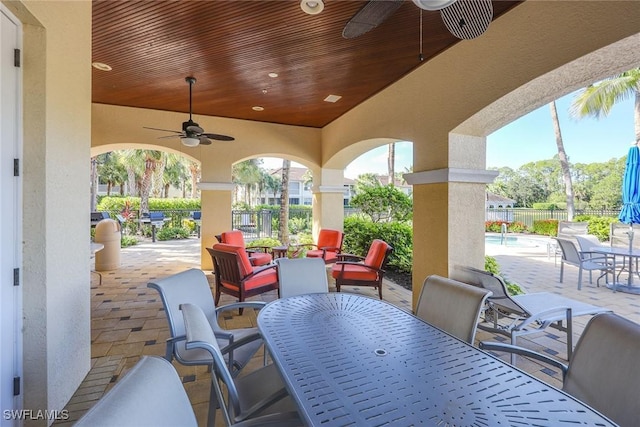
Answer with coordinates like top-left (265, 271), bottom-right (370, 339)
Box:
top-left (180, 303), bottom-right (302, 427)
top-left (415, 275), bottom-right (492, 344)
top-left (147, 269), bottom-right (264, 376)
top-left (276, 257), bottom-right (329, 298)
top-left (555, 237), bottom-right (613, 290)
top-left (480, 312), bottom-right (640, 427)
top-left (75, 356), bottom-right (198, 427)
top-left (451, 266), bottom-right (611, 364)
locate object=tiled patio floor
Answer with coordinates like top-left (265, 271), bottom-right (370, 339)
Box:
top-left (56, 235), bottom-right (640, 426)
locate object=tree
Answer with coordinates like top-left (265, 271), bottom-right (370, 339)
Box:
top-left (279, 159), bottom-right (291, 243)
top-left (388, 142), bottom-right (395, 187)
top-left (233, 159), bottom-right (262, 206)
top-left (354, 173), bottom-right (381, 193)
top-left (570, 68), bottom-right (640, 144)
top-left (550, 101), bottom-right (575, 220)
top-left (350, 185), bottom-right (412, 223)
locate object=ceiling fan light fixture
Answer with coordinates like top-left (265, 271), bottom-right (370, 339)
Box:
top-left (181, 137), bottom-right (200, 147)
top-left (412, 0), bottom-right (456, 11)
top-left (301, 0), bottom-right (324, 15)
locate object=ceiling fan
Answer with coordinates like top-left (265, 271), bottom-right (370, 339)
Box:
top-left (144, 76), bottom-right (235, 147)
top-left (342, 0), bottom-right (493, 41)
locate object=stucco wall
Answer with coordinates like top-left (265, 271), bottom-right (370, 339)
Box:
top-left (4, 0), bottom-right (92, 420)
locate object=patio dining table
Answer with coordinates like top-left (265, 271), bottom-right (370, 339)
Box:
top-left (590, 246), bottom-right (640, 294)
top-left (257, 293), bottom-right (616, 427)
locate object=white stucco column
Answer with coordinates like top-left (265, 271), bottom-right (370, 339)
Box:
top-left (312, 168), bottom-right (345, 238)
top-left (198, 181), bottom-right (234, 271)
top-left (406, 134), bottom-right (497, 308)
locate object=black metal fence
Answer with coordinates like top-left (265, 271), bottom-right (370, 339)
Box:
top-left (486, 208), bottom-right (620, 228)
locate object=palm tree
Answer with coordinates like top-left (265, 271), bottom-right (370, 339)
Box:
top-left (279, 159), bottom-right (291, 244)
top-left (549, 101), bottom-right (575, 220)
top-left (570, 68), bottom-right (640, 144)
top-left (388, 143), bottom-right (395, 187)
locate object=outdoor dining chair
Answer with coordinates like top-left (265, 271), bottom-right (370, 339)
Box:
top-left (74, 356), bottom-right (198, 427)
top-left (331, 239), bottom-right (393, 299)
top-left (480, 312), bottom-right (640, 427)
top-left (207, 243), bottom-right (280, 313)
top-left (276, 257), bottom-right (329, 298)
top-left (147, 269), bottom-right (264, 378)
top-left (180, 303), bottom-right (302, 427)
top-left (450, 265), bottom-right (611, 364)
top-left (555, 237), bottom-right (613, 290)
top-left (297, 228), bottom-right (344, 263)
top-left (415, 275), bottom-right (492, 344)
top-left (216, 230), bottom-right (273, 267)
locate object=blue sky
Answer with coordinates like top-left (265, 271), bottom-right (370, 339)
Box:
top-left (263, 91), bottom-right (636, 176)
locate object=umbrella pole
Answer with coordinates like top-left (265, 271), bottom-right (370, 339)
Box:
top-left (630, 224), bottom-right (635, 285)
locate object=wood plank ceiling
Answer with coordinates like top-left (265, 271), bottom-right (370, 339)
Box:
top-left (92, 0), bottom-right (521, 129)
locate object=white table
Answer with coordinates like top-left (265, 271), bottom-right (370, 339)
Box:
top-left (258, 293), bottom-right (616, 427)
top-left (591, 246), bottom-right (640, 294)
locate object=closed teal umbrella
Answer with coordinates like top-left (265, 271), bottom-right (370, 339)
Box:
top-left (619, 145), bottom-right (640, 250)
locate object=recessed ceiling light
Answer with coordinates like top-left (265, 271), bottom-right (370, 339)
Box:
top-left (252, 106), bottom-right (265, 111)
top-left (324, 94), bottom-right (342, 103)
top-left (92, 62), bottom-right (112, 71)
top-left (301, 0), bottom-right (324, 15)
top-left (268, 72), bottom-right (279, 78)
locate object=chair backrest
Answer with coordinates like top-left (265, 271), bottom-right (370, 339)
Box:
top-left (557, 221), bottom-right (588, 241)
top-left (147, 269), bottom-right (218, 362)
top-left (208, 243), bottom-right (254, 286)
top-left (450, 266), bottom-right (528, 316)
top-left (574, 234), bottom-right (602, 253)
top-left (220, 231), bottom-right (247, 248)
top-left (75, 356), bottom-right (197, 427)
top-left (610, 222), bottom-right (640, 250)
top-left (555, 237), bottom-right (582, 265)
top-left (363, 239), bottom-right (393, 269)
top-left (316, 229), bottom-right (344, 252)
top-left (181, 303), bottom-right (243, 425)
top-left (415, 275), bottom-right (492, 344)
top-left (564, 313), bottom-right (640, 426)
top-left (276, 258), bottom-right (329, 298)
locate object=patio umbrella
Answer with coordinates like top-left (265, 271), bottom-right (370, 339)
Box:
top-left (618, 144), bottom-right (640, 252)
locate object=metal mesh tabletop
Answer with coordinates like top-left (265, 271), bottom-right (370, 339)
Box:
top-left (258, 293), bottom-right (616, 427)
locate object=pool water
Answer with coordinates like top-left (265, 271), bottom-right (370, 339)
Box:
top-left (485, 235), bottom-right (541, 248)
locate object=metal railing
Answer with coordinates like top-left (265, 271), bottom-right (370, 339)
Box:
top-left (486, 208), bottom-right (620, 228)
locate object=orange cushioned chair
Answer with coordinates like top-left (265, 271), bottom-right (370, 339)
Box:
top-left (331, 239), bottom-right (393, 299)
top-left (301, 229), bottom-right (344, 264)
top-left (216, 230), bottom-right (272, 267)
top-left (207, 243), bottom-right (279, 313)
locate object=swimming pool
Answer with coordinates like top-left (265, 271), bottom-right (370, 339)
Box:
top-left (485, 235), bottom-right (542, 248)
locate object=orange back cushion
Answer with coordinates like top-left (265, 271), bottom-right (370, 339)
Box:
top-left (220, 231), bottom-right (246, 248)
top-left (317, 229), bottom-right (343, 251)
top-left (364, 239), bottom-right (390, 268)
top-left (212, 243), bottom-right (253, 276)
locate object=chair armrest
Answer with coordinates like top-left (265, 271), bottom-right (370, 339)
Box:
top-left (334, 260), bottom-right (385, 274)
top-left (246, 246), bottom-right (272, 254)
top-left (336, 253), bottom-right (365, 262)
top-left (318, 246), bottom-right (341, 252)
top-left (479, 341), bottom-right (569, 378)
top-left (164, 335), bottom-right (186, 361)
top-left (216, 301), bottom-right (267, 315)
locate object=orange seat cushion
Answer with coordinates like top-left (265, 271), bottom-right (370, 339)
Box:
top-left (332, 263), bottom-right (378, 281)
top-left (316, 229), bottom-right (343, 250)
top-left (221, 268), bottom-right (277, 291)
top-left (249, 252), bottom-right (272, 266)
top-left (364, 239), bottom-right (389, 268)
top-left (212, 243), bottom-right (253, 276)
top-left (306, 249), bottom-right (338, 262)
top-left (220, 231), bottom-right (246, 248)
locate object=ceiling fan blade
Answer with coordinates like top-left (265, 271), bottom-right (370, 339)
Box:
top-left (199, 136), bottom-right (212, 146)
top-left (185, 124), bottom-right (204, 134)
top-left (342, 0), bottom-right (404, 39)
top-left (202, 133), bottom-right (235, 142)
top-left (440, 0), bottom-right (493, 39)
top-left (143, 126), bottom-right (182, 134)
top-left (157, 134), bottom-right (183, 140)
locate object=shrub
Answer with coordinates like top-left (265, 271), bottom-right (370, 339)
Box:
top-left (350, 185), bottom-right (412, 223)
top-left (156, 226), bottom-right (190, 241)
top-left (288, 217), bottom-right (310, 234)
top-left (532, 219), bottom-right (558, 236)
top-left (508, 221), bottom-right (527, 233)
top-left (120, 235), bottom-right (138, 247)
top-left (343, 216), bottom-right (412, 273)
top-left (485, 221), bottom-right (507, 232)
top-left (532, 203), bottom-right (560, 210)
top-left (485, 255), bottom-right (524, 295)
top-left (246, 237), bottom-right (281, 249)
